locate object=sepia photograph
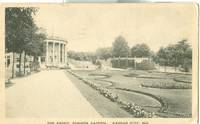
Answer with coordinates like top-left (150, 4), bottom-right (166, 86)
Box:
top-left (3, 3), bottom-right (198, 120)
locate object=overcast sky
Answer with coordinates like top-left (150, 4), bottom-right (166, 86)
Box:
top-left (34, 4), bottom-right (196, 52)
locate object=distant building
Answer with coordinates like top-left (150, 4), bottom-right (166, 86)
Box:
top-left (111, 57), bottom-right (150, 63)
top-left (44, 37), bottom-right (68, 67)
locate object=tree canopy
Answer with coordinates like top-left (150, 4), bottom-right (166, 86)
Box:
top-left (6, 7), bottom-right (46, 57)
top-left (131, 43), bottom-right (151, 57)
top-left (156, 39), bottom-right (192, 72)
top-left (112, 36), bottom-right (129, 57)
top-left (96, 47), bottom-right (112, 60)
top-left (6, 7), bottom-right (37, 53)
top-left (5, 7), bottom-right (46, 76)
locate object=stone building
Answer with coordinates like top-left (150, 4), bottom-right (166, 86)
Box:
top-left (45, 37), bottom-right (68, 68)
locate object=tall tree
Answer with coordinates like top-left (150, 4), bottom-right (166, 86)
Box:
top-left (165, 44), bottom-right (178, 70)
top-left (5, 7), bottom-right (43, 76)
top-left (175, 39), bottom-right (191, 72)
top-left (25, 32), bottom-right (46, 72)
top-left (131, 43), bottom-right (151, 57)
top-left (156, 39), bottom-right (192, 72)
top-left (157, 47), bottom-right (167, 71)
top-left (176, 39), bottom-right (190, 64)
top-left (112, 36), bottom-right (129, 58)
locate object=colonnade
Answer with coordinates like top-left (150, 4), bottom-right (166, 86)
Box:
top-left (45, 39), bottom-right (67, 66)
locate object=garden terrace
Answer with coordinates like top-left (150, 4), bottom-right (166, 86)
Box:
top-left (67, 69), bottom-right (192, 118)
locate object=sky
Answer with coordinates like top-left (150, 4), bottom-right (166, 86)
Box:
top-left (34, 4), bottom-right (197, 52)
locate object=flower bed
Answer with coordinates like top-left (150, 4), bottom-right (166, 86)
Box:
top-left (115, 87), bottom-right (167, 113)
top-left (141, 82), bottom-right (192, 89)
top-left (123, 73), bottom-right (138, 77)
top-left (173, 76), bottom-right (192, 83)
top-left (89, 73), bottom-right (111, 79)
top-left (67, 70), bottom-right (154, 118)
top-left (121, 103), bottom-right (154, 118)
top-left (136, 75), bottom-right (166, 79)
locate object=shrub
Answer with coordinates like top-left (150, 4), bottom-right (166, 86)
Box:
top-left (121, 103), bottom-right (154, 118)
top-left (136, 75), bottom-right (165, 79)
top-left (141, 82), bottom-right (192, 89)
top-left (111, 59), bottom-right (155, 70)
top-left (95, 60), bottom-right (102, 68)
top-left (136, 60), bottom-right (155, 70)
top-left (111, 59), bottom-right (135, 69)
top-left (123, 73), bottom-right (138, 77)
top-left (173, 76), bottom-right (192, 83)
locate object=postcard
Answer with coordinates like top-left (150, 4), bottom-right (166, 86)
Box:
top-left (0, 3), bottom-right (198, 124)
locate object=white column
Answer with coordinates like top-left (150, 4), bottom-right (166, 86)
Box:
top-left (60, 44), bottom-right (62, 63)
top-left (65, 44), bottom-right (67, 63)
top-left (64, 44), bottom-right (65, 63)
top-left (53, 42), bottom-right (55, 65)
top-left (46, 41), bottom-right (48, 65)
top-left (66, 44), bottom-right (67, 63)
top-left (58, 43), bottom-right (60, 64)
top-left (62, 44), bottom-right (64, 63)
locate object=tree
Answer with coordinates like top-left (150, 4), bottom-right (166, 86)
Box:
top-left (164, 44), bottom-right (179, 71)
top-left (175, 39), bottom-right (191, 69)
top-left (67, 51), bottom-right (76, 59)
top-left (67, 51), bottom-right (95, 61)
top-left (157, 47), bottom-right (167, 71)
top-left (183, 48), bottom-right (192, 72)
top-left (5, 7), bottom-right (46, 76)
top-left (112, 36), bottom-right (129, 58)
top-left (6, 7), bottom-right (38, 77)
top-left (131, 43), bottom-right (151, 57)
top-left (96, 47), bottom-right (112, 60)
top-left (25, 32), bottom-right (46, 72)
top-left (156, 39), bottom-right (192, 72)
top-left (175, 39), bottom-right (191, 72)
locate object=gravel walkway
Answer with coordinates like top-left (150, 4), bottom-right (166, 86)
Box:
top-left (6, 70), bottom-right (101, 118)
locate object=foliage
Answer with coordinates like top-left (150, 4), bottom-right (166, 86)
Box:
top-left (67, 50), bottom-right (95, 61)
top-left (123, 73), bottom-right (138, 77)
top-left (5, 7), bottom-right (37, 53)
top-left (95, 60), bottom-right (102, 68)
top-left (131, 43), bottom-right (151, 57)
top-left (5, 7), bottom-right (46, 76)
top-left (156, 39), bottom-right (192, 72)
top-left (25, 32), bottom-right (46, 56)
top-left (96, 47), bottom-right (112, 60)
top-left (136, 60), bottom-right (155, 70)
top-left (111, 59), bottom-right (154, 70)
top-left (112, 36), bottom-right (130, 57)
top-left (141, 82), bottom-right (191, 89)
top-left (111, 58), bottom-right (135, 69)
top-left (122, 103), bottom-right (154, 118)
top-left (173, 76), bottom-right (192, 83)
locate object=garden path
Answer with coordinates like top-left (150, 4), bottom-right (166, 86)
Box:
top-left (6, 70), bottom-right (101, 118)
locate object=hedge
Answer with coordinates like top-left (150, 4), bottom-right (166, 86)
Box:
top-left (111, 59), bottom-right (155, 70)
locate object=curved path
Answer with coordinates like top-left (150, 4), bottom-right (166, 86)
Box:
top-left (88, 73), bottom-right (163, 112)
top-left (6, 70), bottom-right (101, 118)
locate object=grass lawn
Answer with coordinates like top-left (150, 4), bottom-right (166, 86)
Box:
top-left (71, 69), bottom-right (192, 118)
top-left (64, 70), bottom-right (132, 118)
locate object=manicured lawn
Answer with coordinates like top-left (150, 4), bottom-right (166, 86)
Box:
top-left (71, 69), bottom-right (192, 117)
top-left (64, 71), bottom-right (132, 118)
